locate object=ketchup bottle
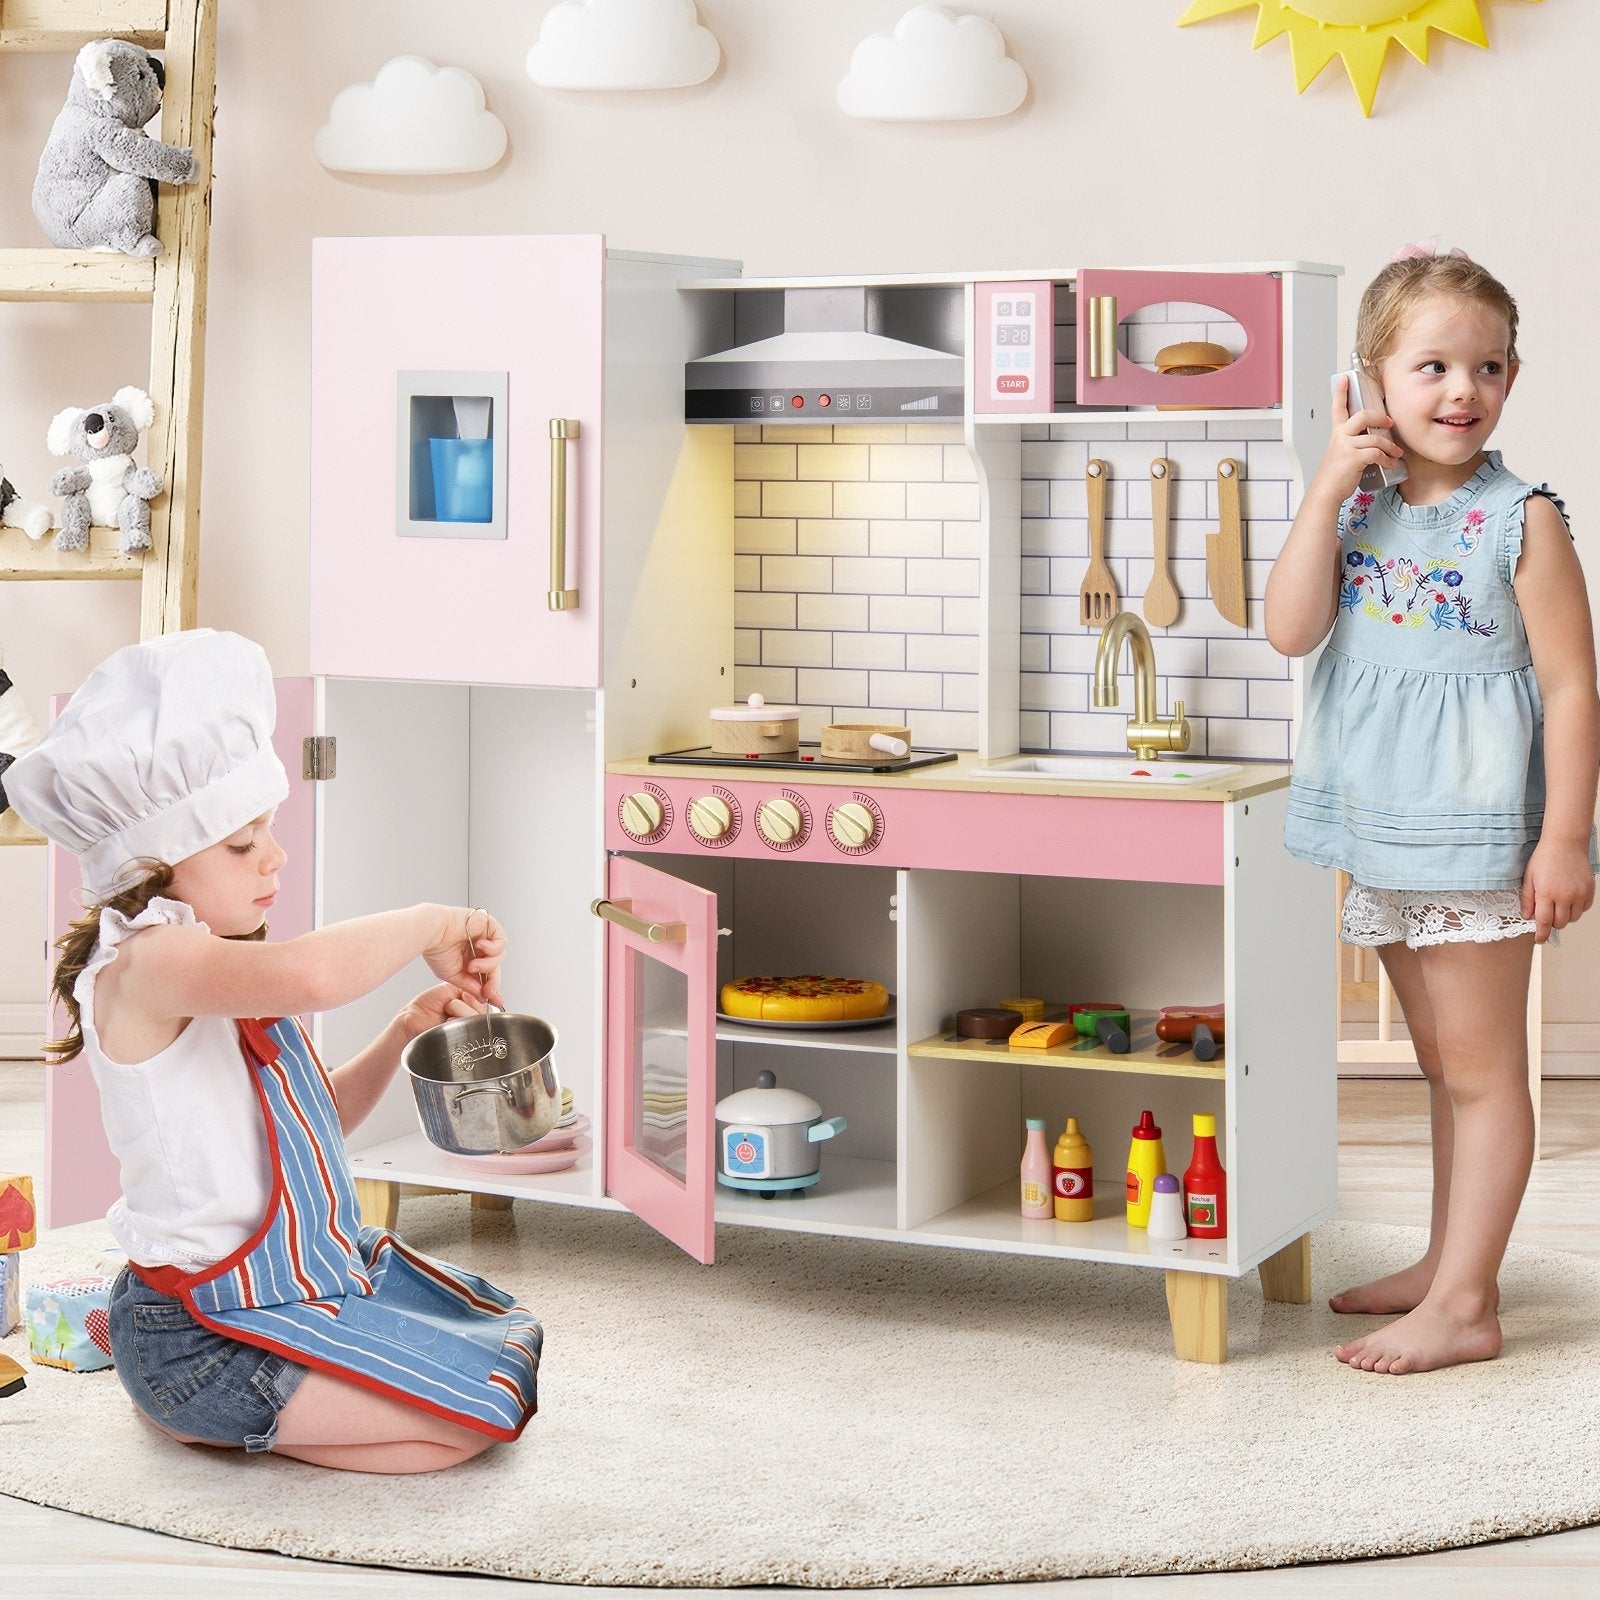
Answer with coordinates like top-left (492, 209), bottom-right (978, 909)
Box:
top-left (1183, 1112), bottom-right (1228, 1239)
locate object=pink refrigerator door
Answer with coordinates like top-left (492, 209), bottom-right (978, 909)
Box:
top-left (1074, 268), bottom-right (1283, 409)
top-left (601, 854), bottom-right (718, 1265)
top-left (42, 677), bottom-right (318, 1229)
top-left (309, 233), bottom-right (605, 688)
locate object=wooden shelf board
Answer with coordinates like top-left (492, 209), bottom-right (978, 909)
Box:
top-left (0, 810), bottom-right (44, 846)
top-left (0, 525), bottom-right (144, 579)
top-left (0, 248), bottom-right (157, 303)
top-left (0, 0), bottom-right (166, 51)
top-left (908, 1009), bottom-right (1225, 1081)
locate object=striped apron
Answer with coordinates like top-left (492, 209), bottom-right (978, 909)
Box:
top-left (132, 1017), bottom-right (541, 1440)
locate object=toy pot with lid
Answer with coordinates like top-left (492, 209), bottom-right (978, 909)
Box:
top-left (714, 1070), bottom-right (847, 1196)
top-left (709, 693), bottom-right (801, 756)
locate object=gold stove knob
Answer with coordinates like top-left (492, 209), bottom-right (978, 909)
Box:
top-left (756, 797), bottom-right (802, 846)
top-left (688, 795), bottom-right (733, 841)
top-left (828, 802), bottom-right (876, 850)
top-left (620, 791), bottom-right (664, 840)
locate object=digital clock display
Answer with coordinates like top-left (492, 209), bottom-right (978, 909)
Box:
top-left (996, 325), bottom-right (1031, 347)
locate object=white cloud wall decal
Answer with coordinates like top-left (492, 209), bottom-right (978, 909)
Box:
top-left (527, 0), bottom-right (721, 90)
top-left (837, 5), bottom-right (1028, 122)
top-left (315, 56), bottom-right (508, 174)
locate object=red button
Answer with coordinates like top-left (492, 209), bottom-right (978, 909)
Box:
top-left (818, 393), bottom-right (832, 407)
top-left (791, 395), bottom-right (805, 408)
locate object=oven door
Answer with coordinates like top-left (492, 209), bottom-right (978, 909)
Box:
top-left (597, 854), bottom-right (718, 1264)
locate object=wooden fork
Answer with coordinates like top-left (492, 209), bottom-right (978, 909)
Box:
top-left (1080, 458), bottom-right (1119, 626)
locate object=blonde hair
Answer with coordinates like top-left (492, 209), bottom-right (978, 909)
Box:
top-left (47, 860), bottom-right (266, 1064)
top-left (1355, 255), bottom-right (1519, 372)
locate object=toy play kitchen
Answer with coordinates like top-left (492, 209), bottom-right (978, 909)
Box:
top-left (43, 238), bottom-right (1340, 1363)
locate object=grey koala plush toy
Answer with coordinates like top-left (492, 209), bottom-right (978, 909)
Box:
top-left (32, 39), bottom-right (200, 257)
top-left (47, 387), bottom-right (162, 555)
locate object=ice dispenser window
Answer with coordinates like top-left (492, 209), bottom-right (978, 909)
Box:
top-left (396, 370), bottom-right (509, 540)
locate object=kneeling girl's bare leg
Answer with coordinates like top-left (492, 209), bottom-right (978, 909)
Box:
top-left (272, 1369), bottom-right (499, 1473)
top-left (1336, 934), bottom-right (1534, 1375)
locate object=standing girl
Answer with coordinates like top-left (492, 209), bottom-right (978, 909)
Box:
top-left (8, 629), bottom-right (541, 1469)
top-left (1266, 247), bottom-right (1600, 1375)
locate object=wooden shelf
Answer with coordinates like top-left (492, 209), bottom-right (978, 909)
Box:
top-left (0, 525), bottom-right (144, 579)
top-left (0, 810), bottom-right (44, 846)
top-left (0, 0), bottom-right (166, 52)
top-left (0, 248), bottom-right (157, 303)
top-left (908, 1009), bottom-right (1224, 1081)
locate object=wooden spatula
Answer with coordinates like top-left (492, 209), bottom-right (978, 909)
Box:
top-left (1079, 459), bottom-right (1119, 626)
top-left (1142, 457), bottom-right (1180, 627)
top-left (1206, 458), bottom-right (1247, 627)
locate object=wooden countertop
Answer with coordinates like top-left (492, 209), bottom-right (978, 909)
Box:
top-left (607, 751), bottom-right (1292, 804)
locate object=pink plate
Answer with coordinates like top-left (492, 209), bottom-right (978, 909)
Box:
top-left (446, 1133), bottom-right (591, 1176)
top-left (521, 1112), bottom-right (591, 1151)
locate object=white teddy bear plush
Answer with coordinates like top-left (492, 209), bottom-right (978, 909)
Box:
top-left (47, 386), bottom-right (162, 555)
top-left (0, 470), bottom-right (53, 541)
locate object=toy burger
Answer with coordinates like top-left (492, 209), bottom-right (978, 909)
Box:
top-left (1154, 340), bottom-right (1234, 411)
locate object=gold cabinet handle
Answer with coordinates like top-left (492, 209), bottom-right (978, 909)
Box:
top-left (591, 897), bottom-right (684, 944)
top-left (1087, 294), bottom-right (1119, 379)
top-left (548, 418), bottom-right (580, 611)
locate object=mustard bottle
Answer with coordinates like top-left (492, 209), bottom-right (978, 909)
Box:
top-left (1124, 1109), bottom-right (1166, 1227)
top-left (1051, 1116), bottom-right (1095, 1222)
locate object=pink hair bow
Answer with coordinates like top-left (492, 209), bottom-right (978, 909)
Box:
top-left (1389, 237), bottom-right (1470, 263)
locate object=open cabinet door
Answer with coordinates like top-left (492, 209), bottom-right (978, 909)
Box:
top-left (600, 854), bottom-right (717, 1264)
top-left (42, 676), bottom-right (318, 1228)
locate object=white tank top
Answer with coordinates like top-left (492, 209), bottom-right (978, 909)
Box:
top-left (75, 897), bottom-right (273, 1268)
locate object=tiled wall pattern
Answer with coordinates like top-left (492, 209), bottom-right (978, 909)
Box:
top-left (733, 421), bottom-right (984, 750)
top-left (733, 301), bottom-right (1298, 760)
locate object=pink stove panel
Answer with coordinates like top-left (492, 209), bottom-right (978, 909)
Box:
top-left (606, 775), bottom-right (1225, 887)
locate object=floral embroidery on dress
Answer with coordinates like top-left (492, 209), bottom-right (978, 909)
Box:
top-left (1339, 542), bottom-right (1497, 635)
top-left (1346, 491), bottom-right (1375, 536)
top-left (1452, 506), bottom-right (1486, 557)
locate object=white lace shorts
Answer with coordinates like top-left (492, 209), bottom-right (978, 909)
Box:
top-left (1340, 882), bottom-right (1539, 949)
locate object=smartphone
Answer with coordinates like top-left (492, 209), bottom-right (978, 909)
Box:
top-left (1335, 353), bottom-right (1407, 491)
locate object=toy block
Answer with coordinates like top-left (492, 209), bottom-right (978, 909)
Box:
top-left (26, 1275), bottom-right (115, 1373)
top-left (0, 1173), bottom-right (36, 1251)
top-left (0, 1251), bottom-right (19, 1336)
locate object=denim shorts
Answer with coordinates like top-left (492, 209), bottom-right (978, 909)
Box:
top-left (107, 1267), bottom-right (309, 1452)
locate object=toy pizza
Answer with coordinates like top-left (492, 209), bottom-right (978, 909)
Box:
top-left (721, 975), bottom-right (889, 1022)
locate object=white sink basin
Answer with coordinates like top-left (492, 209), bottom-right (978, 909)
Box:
top-left (969, 755), bottom-right (1243, 787)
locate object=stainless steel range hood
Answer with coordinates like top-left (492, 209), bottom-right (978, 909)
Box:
top-left (685, 286), bottom-right (964, 423)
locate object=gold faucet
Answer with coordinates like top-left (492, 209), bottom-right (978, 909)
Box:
top-left (1093, 612), bottom-right (1190, 761)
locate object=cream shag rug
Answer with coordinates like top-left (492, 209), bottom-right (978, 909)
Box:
top-left (4, 1202), bottom-right (1599, 1586)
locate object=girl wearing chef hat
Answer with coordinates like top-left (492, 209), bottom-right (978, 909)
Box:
top-left (6, 630), bottom-right (541, 1473)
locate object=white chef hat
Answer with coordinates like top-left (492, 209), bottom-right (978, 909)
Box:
top-left (4, 630), bottom-right (289, 898)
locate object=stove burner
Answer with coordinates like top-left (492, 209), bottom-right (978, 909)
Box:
top-left (649, 743), bottom-right (960, 775)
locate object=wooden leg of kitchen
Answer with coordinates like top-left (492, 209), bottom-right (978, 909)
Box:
top-left (1257, 1233), bottom-right (1312, 1304)
top-left (353, 1178), bottom-right (399, 1230)
top-left (470, 1192), bottom-right (515, 1212)
top-left (1165, 1269), bottom-right (1228, 1364)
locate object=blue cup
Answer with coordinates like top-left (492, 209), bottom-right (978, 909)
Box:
top-left (428, 437), bottom-right (493, 523)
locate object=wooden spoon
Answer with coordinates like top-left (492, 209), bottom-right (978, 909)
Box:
top-left (1143, 457), bottom-right (1180, 627)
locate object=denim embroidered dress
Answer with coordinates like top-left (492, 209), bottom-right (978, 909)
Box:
top-left (1285, 451), bottom-right (1595, 891)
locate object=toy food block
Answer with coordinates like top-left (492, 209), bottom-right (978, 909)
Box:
top-left (0, 1251), bottom-right (20, 1336)
top-left (26, 1274), bottom-right (115, 1373)
top-left (1010, 1020), bottom-right (1073, 1049)
top-left (0, 1173), bottom-right (37, 1252)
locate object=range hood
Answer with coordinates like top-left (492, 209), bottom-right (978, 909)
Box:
top-left (686, 286), bottom-right (964, 424)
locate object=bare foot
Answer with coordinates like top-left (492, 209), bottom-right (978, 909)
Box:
top-left (1334, 1299), bottom-right (1503, 1375)
top-left (1328, 1259), bottom-right (1438, 1315)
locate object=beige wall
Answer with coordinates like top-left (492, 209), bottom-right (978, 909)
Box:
top-left (2, 0), bottom-right (1596, 1041)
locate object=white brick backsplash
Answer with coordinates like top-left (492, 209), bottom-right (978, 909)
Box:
top-left (798, 519), bottom-right (869, 557)
top-left (762, 629), bottom-right (832, 668)
top-left (906, 557), bottom-right (980, 597)
top-left (833, 480), bottom-right (906, 519)
top-left (870, 670), bottom-right (944, 710)
top-left (834, 556), bottom-right (907, 594)
top-left (942, 597), bottom-right (980, 635)
top-left (907, 633), bottom-right (979, 673)
top-left (798, 592), bottom-right (868, 631)
top-left (834, 631), bottom-right (905, 671)
top-left (735, 591), bottom-right (796, 629)
top-left (870, 519), bottom-right (942, 559)
top-left (736, 517), bottom-right (796, 555)
top-left (762, 554), bottom-right (835, 592)
top-left (871, 594), bottom-right (943, 632)
top-left (739, 422), bottom-right (1298, 754)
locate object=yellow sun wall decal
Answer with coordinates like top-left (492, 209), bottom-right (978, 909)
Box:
top-left (1178, 1), bottom-right (1541, 117)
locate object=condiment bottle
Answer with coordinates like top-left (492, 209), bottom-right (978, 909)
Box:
top-left (1183, 1112), bottom-right (1228, 1239)
top-left (1146, 1173), bottom-right (1187, 1241)
top-left (1124, 1109), bottom-right (1166, 1227)
top-left (1052, 1116), bottom-right (1094, 1222)
top-left (1020, 1117), bottom-right (1053, 1219)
